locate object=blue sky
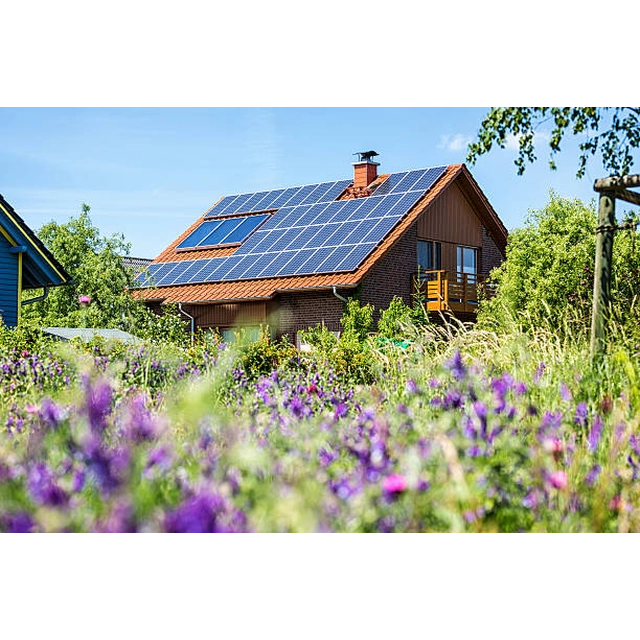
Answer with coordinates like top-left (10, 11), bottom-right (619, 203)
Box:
top-left (0, 107), bottom-right (618, 258)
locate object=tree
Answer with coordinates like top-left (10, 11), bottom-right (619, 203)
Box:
top-left (22, 204), bottom-right (187, 340)
top-left (466, 107), bottom-right (640, 178)
top-left (477, 193), bottom-right (640, 337)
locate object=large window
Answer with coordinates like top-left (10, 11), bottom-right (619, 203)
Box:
top-left (457, 246), bottom-right (478, 278)
top-left (417, 240), bottom-right (442, 272)
top-left (177, 214), bottom-right (269, 250)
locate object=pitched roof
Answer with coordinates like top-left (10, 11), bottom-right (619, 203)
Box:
top-left (0, 194), bottom-right (71, 289)
top-left (132, 164), bottom-right (506, 305)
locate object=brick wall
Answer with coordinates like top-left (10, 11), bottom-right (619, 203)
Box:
top-left (359, 224), bottom-right (417, 324)
top-left (273, 289), bottom-right (345, 341)
top-left (481, 226), bottom-right (505, 277)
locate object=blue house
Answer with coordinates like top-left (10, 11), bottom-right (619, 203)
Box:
top-left (0, 194), bottom-right (70, 327)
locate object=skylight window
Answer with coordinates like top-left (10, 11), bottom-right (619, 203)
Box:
top-left (177, 214), bottom-right (269, 250)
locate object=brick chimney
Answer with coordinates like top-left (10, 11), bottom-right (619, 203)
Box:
top-left (352, 150), bottom-right (379, 190)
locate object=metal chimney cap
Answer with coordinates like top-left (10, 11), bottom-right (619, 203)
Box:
top-left (353, 150), bottom-right (379, 163)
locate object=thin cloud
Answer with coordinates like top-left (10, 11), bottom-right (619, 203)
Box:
top-left (438, 133), bottom-right (473, 152)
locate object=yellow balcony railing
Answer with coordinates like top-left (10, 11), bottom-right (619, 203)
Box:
top-left (412, 270), bottom-right (497, 314)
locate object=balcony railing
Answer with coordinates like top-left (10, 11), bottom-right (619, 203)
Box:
top-left (412, 270), bottom-right (497, 314)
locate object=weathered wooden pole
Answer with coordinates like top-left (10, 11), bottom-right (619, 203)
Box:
top-left (590, 175), bottom-right (640, 356)
top-left (589, 191), bottom-right (616, 356)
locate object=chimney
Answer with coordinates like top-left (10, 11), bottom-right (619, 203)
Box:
top-left (352, 150), bottom-right (379, 190)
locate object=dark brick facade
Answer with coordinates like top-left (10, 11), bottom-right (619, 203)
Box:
top-left (359, 223), bottom-right (417, 324)
top-left (481, 226), bottom-right (505, 277)
top-left (273, 289), bottom-right (346, 341)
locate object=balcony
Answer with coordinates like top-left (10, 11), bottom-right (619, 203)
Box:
top-left (412, 270), bottom-right (497, 314)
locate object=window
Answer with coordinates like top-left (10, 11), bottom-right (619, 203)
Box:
top-left (417, 240), bottom-right (441, 271)
top-left (177, 214), bottom-right (269, 250)
top-left (221, 326), bottom-right (262, 344)
top-left (457, 246), bottom-right (478, 278)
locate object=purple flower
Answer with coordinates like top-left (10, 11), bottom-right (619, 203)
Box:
top-left (40, 398), bottom-right (65, 428)
top-left (318, 446), bottom-right (338, 468)
top-left (27, 463), bottom-right (68, 507)
top-left (587, 415), bottom-right (604, 453)
top-left (84, 378), bottom-right (113, 432)
top-left (164, 491), bottom-right (247, 533)
top-left (445, 351), bottom-right (467, 380)
top-left (534, 362), bottom-right (546, 382)
top-left (574, 402), bottom-right (588, 427)
top-left (559, 383), bottom-right (572, 402)
top-left (1, 512), bottom-right (35, 533)
top-left (124, 394), bottom-right (158, 443)
top-left (405, 379), bottom-right (419, 394)
top-left (585, 464), bottom-right (601, 486)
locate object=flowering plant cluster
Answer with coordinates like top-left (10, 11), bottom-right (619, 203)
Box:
top-left (1, 330), bottom-right (639, 532)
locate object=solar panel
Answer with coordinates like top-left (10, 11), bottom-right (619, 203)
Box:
top-left (141, 166), bottom-right (448, 287)
top-left (204, 179), bottom-right (351, 219)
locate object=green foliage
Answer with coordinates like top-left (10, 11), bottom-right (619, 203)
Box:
top-left (236, 327), bottom-right (298, 381)
top-left (467, 107), bottom-right (640, 178)
top-left (377, 295), bottom-right (428, 341)
top-left (477, 193), bottom-right (596, 334)
top-left (20, 204), bottom-right (191, 347)
top-left (477, 192), bottom-right (640, 340)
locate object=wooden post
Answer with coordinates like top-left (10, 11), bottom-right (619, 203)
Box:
top-left (590, 191), bottom-right (616, 356)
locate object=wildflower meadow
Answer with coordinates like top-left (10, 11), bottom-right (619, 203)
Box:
top-left (2, 300), bottom-right (639, 533)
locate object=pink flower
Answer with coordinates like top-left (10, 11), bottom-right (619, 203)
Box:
top-left (548, 470), bottom-right (568, 490)
top-left (78, 295), bottom-right (91, 306)
top-left (382, 474), bottom-right (408, 493)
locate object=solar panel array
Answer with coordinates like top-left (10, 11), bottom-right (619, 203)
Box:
top-left (136, 166), bottom-right (447, 288)
top-left (176, 214), bottom-right (269, 250)
top-left (205, 179), bottom-right (352, 218)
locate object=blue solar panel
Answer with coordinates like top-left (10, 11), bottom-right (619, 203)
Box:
top-left (336, 243), bottom-right (377, 271)
top-left (177, 221), bottom-right (223, 250)
top-left (171, 260), bottom-right (207, 285)
top-left (140, 166), bottom-right (449, 287)
top-left (155, 262), bottom-right (191, 286)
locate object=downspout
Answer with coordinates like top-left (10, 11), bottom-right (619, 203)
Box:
top-left (177, 302), bottom-right (195, 346)
top-left (332, 286), bottom-right (348, 303)
top-left (22, 286), bottom-right (50, 306)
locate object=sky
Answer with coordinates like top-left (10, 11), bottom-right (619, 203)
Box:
top-left (0, 107), bottom-right (620, 259)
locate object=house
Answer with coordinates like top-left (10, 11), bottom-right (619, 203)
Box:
top-left (0, 194), bottom-right (70, 328)
top-left (131, 153), bottom-right (508, 344)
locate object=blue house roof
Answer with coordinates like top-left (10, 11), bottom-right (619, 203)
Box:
top-left (0, 193), bottom-right (70, 290)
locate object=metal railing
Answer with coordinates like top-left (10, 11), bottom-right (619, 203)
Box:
top-left (412, 270), bottom-right (497, 314)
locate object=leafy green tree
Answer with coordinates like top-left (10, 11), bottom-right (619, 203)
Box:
top-left (22, 204), bottom-right (187, 341)
top-left (467, 107), bottom-right (640, 178)
top-left (478, 193), bottom-right (640, 336)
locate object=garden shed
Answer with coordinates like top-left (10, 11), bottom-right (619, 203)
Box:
top-left (0, 194), bottom-right (70, 328)
top-left (131, 153), bottom-right (508, 343)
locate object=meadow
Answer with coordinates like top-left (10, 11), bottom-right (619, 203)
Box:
top-left (1, 306), bottom-right (638, 533)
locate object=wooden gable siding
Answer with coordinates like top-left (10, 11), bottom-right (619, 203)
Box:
top-left (185, 301), bottom-right (267, 330)
top-left (0, 234), bottom-right (19, 327)
top-left (416, 181), bottom-right (483, 273)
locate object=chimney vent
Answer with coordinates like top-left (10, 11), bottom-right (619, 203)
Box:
top-left (352, 150), bottom-right (380, 189)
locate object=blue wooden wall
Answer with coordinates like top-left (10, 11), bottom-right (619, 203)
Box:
top-left (0, 233), bottom-right (18, 327)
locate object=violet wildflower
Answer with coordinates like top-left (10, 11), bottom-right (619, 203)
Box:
top-left (318, 446), bottom-right (338, 468)
top-left (585, 464), bottom-right (601, 487)
top-left (587, 414), bottom-right (604, 453)
top-left (534, 362), bottom-right (546, 382)
top-left (574, 402), bottom-right (588, 428)
top-left (405, 379), bottom-right (419, 394)
top-left (559, 383), bottom-right (572, 402)
top-left (1, 512), bottom-right (35, 533)
top-left (164, 491), bottom-right (247, 533)
top-left (84, 378), bottom-right (113, 432)
top-left (27, 463), bottom-right (68, 507)
top-left (445, 351), bottom-right (467, 380)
